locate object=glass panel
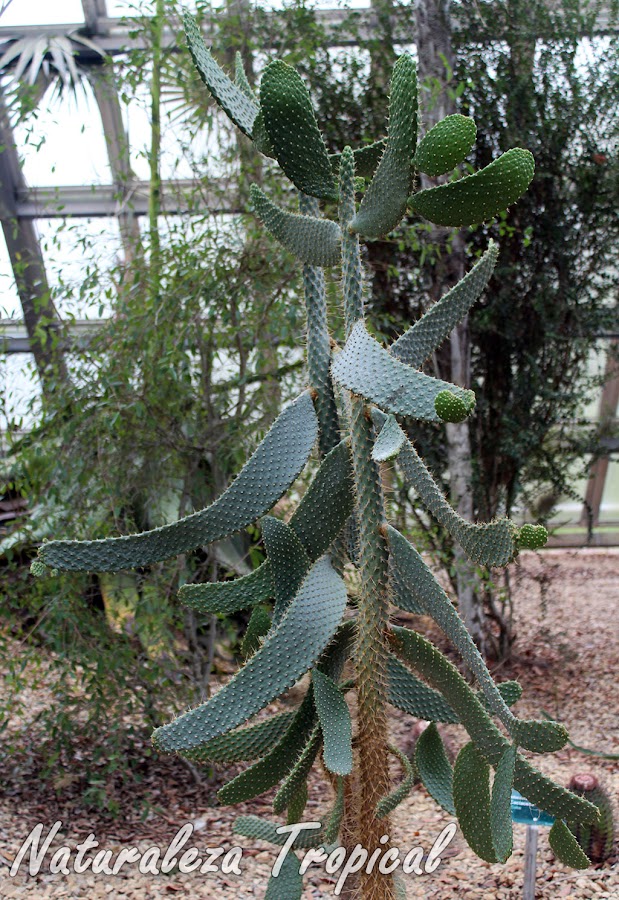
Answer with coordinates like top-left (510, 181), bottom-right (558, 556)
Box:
top-left (107, 0), bottom-right (201, 15)
top-left (0, 229), bottom-right (22, 319)
top-left (13, 80), bottom-right (112, 187)
top-left (37, 217), bottom-right (123, 318)
top-left (600, 460), bottom-right (619, 523)
top-left (0, 353), bottom-right (41, 431)
top-left (0, 0), bottom-right (85, 26)
top-left (121, 73), bottom-right (237, 182)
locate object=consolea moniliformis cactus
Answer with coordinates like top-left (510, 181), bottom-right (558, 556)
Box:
top-left (34, 15), bottom-right (599, 899)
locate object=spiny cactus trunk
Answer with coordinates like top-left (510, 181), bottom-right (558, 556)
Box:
top-left (340, 145), bottom-right (395, 900)
top-left (350, 398), bottom-right (395, 899)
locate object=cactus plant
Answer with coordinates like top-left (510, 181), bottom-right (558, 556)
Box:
top-left (32, 17), bottom-right (600, 899)
top-left (567, 774), bottom-right (615, 864)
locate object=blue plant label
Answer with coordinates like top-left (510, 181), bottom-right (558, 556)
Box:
top-left (510, 790), bottom-right (555, 827)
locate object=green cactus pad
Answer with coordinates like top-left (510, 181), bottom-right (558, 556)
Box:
top-left (409, 148), bottom-right (535, 227)
top-left (218, 623), bottom-right (353, 805)
top-left (251, 108), bottom-right (276, 156)
top-left (517, 523), bottom-right (548, 550)
top-left (287, 782), bottom-right (309, 824)
top-left (482, 680), bottom-right (522, 711)
top-left (152, 557), bottom-right (347, 752)
top-left (390, 241), bottom-right (498, 368)
top-left (179, 562), bottom-right (273, 616)
top-left (390, 626), bottom-right (598, 825)
top-left (389, 550), bottom-right (426, 615)
top-left (414, 114), bottom-right (477, 177)
top-left (217, 688), bottom-right (316, 805)
top-left (184, 711), bottom-right (294, 764)
top-left (491, 746), bottom-right (517, 863)
top-left (332, 321), bottom-right (471, 421)
top-left (387, 525), bottom-right (567, 752)
top-left (376, 744), bottom-right (415, 818)
top-left (241, 604), bottom-right (272, 658)
top-left (261, 516), bottom-right (310, 626)
top-left (415, 722), bottom-right (456, 816)
top-left (313, 670), bottom-right (353, 775)
top-left (351, 53), bottom-right (418, 238)
top-left (388, 650), bottom-right (520, 722)
top-left (330, 139), bottom-right (387, 179)
top-left (265, 851), bottom-right (303, 900)
top-left (454, 742), bottom-right (499, 863)
top-left (184, 13), bottom-right (257, 138)
top-left (30, 559), bottom-right (49, 577)
top-left (509, 718), bottom-right (568, 754)
top-left (549, 820), bottom-right (591, 869)
top-left (234, 51), bottom-right (256, 102)
top-left (250, 185), bottom-right (342, 267)
top-left (260, 60), bottom-right (337, 201)
top-left (273, 724), bottom-right (322, 814)
top-left (372, 408), bottom-right (518, 567)
top-left (288, 438), bottom-right (354, 560)
top-left (434, 389), bottom-right (476, 423)
top-left (234, 777), bottom-right (344, 849)
top-left (39, 391), bottom-right (318, 573)
top-left (372, 413), bottom-right (407, 462)
top-left (387, 653), bottom-right (459, 723)
top-left (178, 438), bottom-right (353, 615)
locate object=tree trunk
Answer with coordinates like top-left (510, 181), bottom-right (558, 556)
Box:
top-left (415, 0), bottom-right (487, 653)
top-left (0, 88), bottom-right (69, 396)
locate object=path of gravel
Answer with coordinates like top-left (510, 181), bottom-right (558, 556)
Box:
top-left (1, 549), bottom-right (617, 899)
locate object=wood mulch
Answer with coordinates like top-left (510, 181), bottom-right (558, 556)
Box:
top-left (0, 548), bottom-right (617, 899)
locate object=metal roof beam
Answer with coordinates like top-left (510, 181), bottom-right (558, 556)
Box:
top-left (14, 180), bottom-right (240, 218)
top-left (1, 318), bottom-right (104, 353)
top-left (81, 0), bottom-right (109, 36)
top-left (88, 65), bottom-right (142, 257)
top-left (0, 5), bottom-right (615, 59)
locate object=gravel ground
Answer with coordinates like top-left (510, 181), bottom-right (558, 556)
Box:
top-left (0, 548), bottom-right (617, 899)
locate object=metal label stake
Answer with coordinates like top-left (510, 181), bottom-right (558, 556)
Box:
top-left (511, 790), bottom-right (555, 900)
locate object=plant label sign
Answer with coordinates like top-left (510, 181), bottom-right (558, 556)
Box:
top-left (510, 790), bottom-right (555, 827)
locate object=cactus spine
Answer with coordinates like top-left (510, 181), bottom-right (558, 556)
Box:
top-left (32, 18), bottom-right (602, 899)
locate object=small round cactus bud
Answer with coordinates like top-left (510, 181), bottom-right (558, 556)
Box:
top-left (30, 559), bottom-right (49, 577)
top-left (517, 523), bottom-right (548, 550)
top-left (434, 389), bottom-right (474, 423)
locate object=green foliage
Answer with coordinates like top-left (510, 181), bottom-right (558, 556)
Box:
top-left (415, 722), bottom-right (456, 815)
top-left (434, 389), bottom-right (474, 423)
top-left (549, 819), bottom-right (591, 869)
top-left (414, 114), bottom-right (476, 177)
top-left (260, 59), bottom-right (337, 200)
top-left (312, 669), bottom-right (353, 775)
top-left (410, 149), bottom-right (535, 226)
top-left (23, 13), bottom-right (598, 896)
top-left (453, 741), bottom-right (498, 863)
top-left (250, 185), bottom-right (342, 267)
top-left (517, 523), bottom-right (549, 550)
top-left (351, 53), bottom-right (418, 238)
